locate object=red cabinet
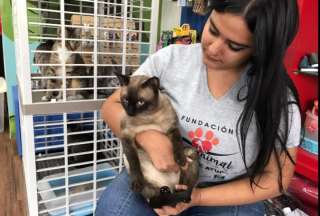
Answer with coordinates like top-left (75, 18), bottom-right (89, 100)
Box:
top-left (285, 0), bottom-right (318, 113)
top-left (285, 1), bottom-right (318, 215)
top-left (285, 0), bottom-right (318, 180)
top-left (295, 148), bottom-right (318, 183)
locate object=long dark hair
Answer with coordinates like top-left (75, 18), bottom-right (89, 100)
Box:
top-left (209, 0), bottom-right (301, 192)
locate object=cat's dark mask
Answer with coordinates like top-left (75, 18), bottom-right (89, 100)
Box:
top-left (116, 75), bottom-right (160, 116)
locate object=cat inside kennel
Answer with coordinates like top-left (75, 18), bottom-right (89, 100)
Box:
top-left (32, 26), bottom-right (123, 102)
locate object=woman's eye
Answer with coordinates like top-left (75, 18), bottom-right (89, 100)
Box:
top-left (137, 100), bottom-right (145, 106)
top-left (209, 28), bottom-right (219, 37)
top-left (228, 43), bottom-right (245, 52)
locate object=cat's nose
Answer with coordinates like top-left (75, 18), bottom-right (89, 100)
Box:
top-left (126, 108), bottom-right (136, 116)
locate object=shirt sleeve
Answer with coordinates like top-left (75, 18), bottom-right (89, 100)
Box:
top-left (286, 102), bottom-right (301, 148)
top-left (276, 102), bottom-right (301, 149)
top-left (132, 45), bottom-right (174, 79)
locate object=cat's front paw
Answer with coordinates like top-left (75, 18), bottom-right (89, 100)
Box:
top-left (175, 154), bottom-right (187, 167)
top-left (184, 147), bottom-right (198, 160)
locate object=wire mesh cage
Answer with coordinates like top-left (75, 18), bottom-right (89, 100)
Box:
top-left (14, 0), bottom-right (158, 104)
top-left (34, 111), bottom-right (122, 216)
top-left (12, 0), bottom-right (159, 215)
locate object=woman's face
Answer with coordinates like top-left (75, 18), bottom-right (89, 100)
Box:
top-left (201, 10), bottom-right (254, 71)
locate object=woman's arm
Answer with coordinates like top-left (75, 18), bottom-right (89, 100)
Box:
top-left (100, 90), bottom-right (179, 172)
top-left (101, 89), bottom-right (125, 137)
top-left (193, 147), bottom-right (297, 206)
top-left (155, 147), bottom-right (297, 215)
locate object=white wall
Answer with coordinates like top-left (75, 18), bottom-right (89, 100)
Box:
top-left (160, 0), bottom-right (181, 32)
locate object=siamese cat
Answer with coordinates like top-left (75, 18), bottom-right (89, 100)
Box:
top-left (34, 27), bottom-right (92, 101)
top-left (116, 74), bottom-right (199, 208)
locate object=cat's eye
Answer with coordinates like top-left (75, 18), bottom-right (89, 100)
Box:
top-left (137, 100), bottom-right (145, 107)
top-left (122, 98), bottom-right (129, 105)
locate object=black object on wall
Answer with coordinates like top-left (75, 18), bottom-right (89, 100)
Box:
top-left (180, 7), bottom-right (210, 41)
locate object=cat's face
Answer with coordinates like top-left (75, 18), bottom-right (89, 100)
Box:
top-left (58, 27), bottom-right (82, 51)
top-left (117, 75), bottom-right (160, 116)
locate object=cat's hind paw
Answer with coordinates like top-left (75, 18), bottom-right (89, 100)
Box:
top-left (175, 154), bottom-right (187, 167)
top-left (131, 179), bottom-right (145, 193)
top-left (41, 95), bottom-right (51, 101)
top-left (183, 147), bottom-right (198, 160)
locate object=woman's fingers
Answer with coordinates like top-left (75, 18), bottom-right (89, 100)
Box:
top-left (175, 184), bottom-right (188, 191)
top-left (154, 208), bottom-right (168, 216)
top-left (154, 201), bottom-right (190, 216)
top-left (162, 205), bottom-right (180, 215)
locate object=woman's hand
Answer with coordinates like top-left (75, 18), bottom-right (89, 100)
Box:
top-left (135, 130), bottom-right (180, 172)
top-left (154, 186), bottom-right (202, 216)
top-left (154, 202), bottom-right (191, 216)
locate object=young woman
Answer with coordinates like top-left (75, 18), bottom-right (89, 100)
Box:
top-left (96, 0), bottom-right (301, 215)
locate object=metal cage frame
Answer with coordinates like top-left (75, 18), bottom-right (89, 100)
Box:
top-left (12, 0), bottom-right (159, 215)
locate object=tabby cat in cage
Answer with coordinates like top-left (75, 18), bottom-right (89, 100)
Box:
top-left (34, 27), bottom-right (92, 101)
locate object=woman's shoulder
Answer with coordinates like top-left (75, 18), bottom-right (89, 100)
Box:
top-left (165, 43), bottom-right (202, 51)
top-left (154, 43), bottom-right (202, 59)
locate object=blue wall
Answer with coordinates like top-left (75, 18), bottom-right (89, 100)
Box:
top-left (180, 7), bottom-right (210, 40)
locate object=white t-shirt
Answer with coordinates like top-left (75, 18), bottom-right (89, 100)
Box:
top-left (134, 43), bottom-right (301, 183)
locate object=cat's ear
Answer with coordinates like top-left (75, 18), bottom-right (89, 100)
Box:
top-left (57, 27), bottom-right (80, 37)
top-left (57, 27), bottom-right (72, 37)
top-left (72, 28), bottom-right (82, 38)
top-left (64, 27), bottom-right (82, 50)
top-left (64, 27), bottom-right (82, 38)
top-left (64, 27), bottom-right (74, 38)
top-left (116, 73), bottom-right (130, 86)
top-left (142, 76), bottom-right (160, 91)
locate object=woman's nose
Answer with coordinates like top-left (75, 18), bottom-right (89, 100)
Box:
top-left (208, 38), bottom-right (225, 56)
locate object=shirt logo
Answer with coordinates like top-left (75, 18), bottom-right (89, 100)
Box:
top-left (184, 127), bottom-right (238, 156)
top-left (188, 128), bottom-right (219, 153)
